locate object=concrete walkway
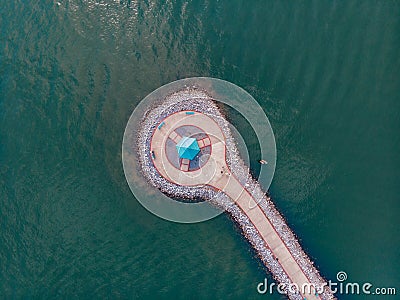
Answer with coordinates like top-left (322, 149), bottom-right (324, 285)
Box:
top-left (150, 111), bottom-right (320, 300)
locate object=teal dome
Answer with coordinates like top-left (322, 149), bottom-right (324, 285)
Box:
top-left (176, 137), bottom-right (200, 160)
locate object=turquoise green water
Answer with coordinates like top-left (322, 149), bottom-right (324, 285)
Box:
top-left (1, 1), bottom-right (399, 299)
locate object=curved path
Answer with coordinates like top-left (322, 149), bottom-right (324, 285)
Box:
top-left (150, 110), bottom-right (320, 300)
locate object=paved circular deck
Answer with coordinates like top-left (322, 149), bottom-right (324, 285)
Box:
top-left (151, 110), bottom-right (228, 186)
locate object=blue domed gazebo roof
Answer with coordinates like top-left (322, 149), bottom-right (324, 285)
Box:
top-left (176, 137), bottom-right (200, 160)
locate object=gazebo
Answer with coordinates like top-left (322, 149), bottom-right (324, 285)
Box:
top-left (176, 137), bottom-right (200, 160)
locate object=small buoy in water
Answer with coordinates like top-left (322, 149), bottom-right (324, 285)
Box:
top-left (259, 160), bottom-right (268, 165)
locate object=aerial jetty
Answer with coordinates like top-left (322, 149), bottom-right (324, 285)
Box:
top-left (136, 87), bottom-right (335, 300)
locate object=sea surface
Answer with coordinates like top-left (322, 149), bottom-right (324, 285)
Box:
top-left (1, 1), bottom-right (399, 299)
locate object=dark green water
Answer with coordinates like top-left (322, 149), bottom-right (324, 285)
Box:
top-left (1, 1), bottom-right (399, 299)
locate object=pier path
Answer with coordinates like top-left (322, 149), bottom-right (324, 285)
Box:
top-left (150, 111), bottom-right (320, 300)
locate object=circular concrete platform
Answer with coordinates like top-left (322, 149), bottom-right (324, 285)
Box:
top-left (150, 110), bottom-right (227, 187)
